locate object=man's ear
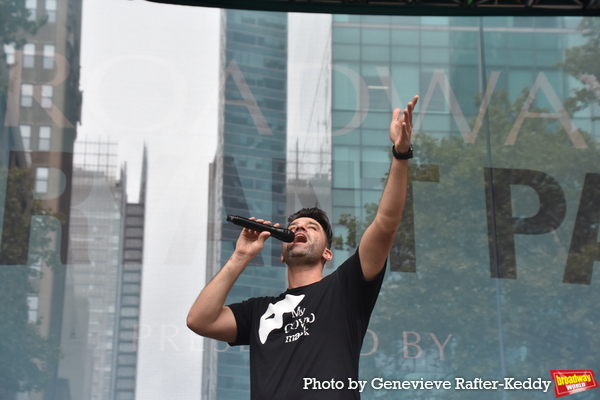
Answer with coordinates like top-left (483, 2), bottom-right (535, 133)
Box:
top-left (322, 248), bottom-right (333, 262)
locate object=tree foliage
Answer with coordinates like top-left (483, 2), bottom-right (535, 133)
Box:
top-left (0, 0), bottom-right (43, 48)
top-left (558, 17), bottom-right (600, 116)
top-left (0, 0), bottom-right (46, 99)
top-left (337, 88), bottom-right (600, 399)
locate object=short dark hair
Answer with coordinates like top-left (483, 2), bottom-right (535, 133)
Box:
top-left (287, 207), bottom-right (333, 249)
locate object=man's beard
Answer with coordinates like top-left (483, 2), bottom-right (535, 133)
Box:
top-left (283, 242), bottom-right (323, 268)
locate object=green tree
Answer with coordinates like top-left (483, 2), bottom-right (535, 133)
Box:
top-left (1, 0), bottom-right (46, 101)
top-left (558, 17), bottom-right (600, 115)
top-left (0, 168), bottom-right (61, 400)
top-left (0, 0), bottom-right (44, 50)
top-left (337, 89), bottom-right (600, 400)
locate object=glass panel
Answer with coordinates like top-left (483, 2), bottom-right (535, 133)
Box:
top-left (43, 44), bottom-right (55, 69)
top-left (19, 125), bottom-right (32, 150)
top-left (23, 43), bottom-right (35, 68)
top-left (1, 6), bottom-right (598, 400)
top-left (35, 167), bottom-right (49, 193)
top-left (40, 85), bottom-right (53, 108)
top-left (38, 126), bottom-right (51, 150)
top-left (20, 84), bottom-right (34, 107)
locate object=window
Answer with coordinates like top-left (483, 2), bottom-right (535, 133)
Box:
top-left (117, 367), bottom-right (136, 377)
top-left (123, 272), bottom-right (141, 283)
top-left (26, 0), bottom-right (37, 21)
top-left (119, 331), bottom-right (135, 341)
top-left (19, 125), bottom-right (31, 150)
top-left (27, 296), bottom-right (39, 323)
top-left (21, 84), bottom-right (34, 107)
top-left (120, 320), bottom-right (137, 330)
top-left (420, 68), bottom-right (449, 112)
top-left (121, 307), bottom-right (139, 317)
top-left (116, 379), bottom-right (135, 390)
top-left (35, 167), bottom-right (49, 193)
top-left (38, 126), bottom-right (51, 150)
top-left (45, 0), bottom-right (57, 23)
top-left (122, 284), bottom-right (140, 294)
top-left (41, 85), bottom-right (53, 108)
top-left (116, 392), bottom-right (134, 400)
top-left (122, 296), bottom-right (139, 306)
top-left (4, 44), bottom-right (15, 65)
top-left (43, 45), bottom-right (55, 69)
top-left (118, 355), bottom-right (136, 366)
top-left (23, 43), bottom-right (35, 68)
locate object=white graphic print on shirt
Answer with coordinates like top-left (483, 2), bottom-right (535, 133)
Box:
top-left (258, 294), bottom-right (307, 344)
top-left (283, 304), bottom-right (316, 343)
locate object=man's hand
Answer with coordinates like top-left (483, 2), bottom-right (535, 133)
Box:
top-left (188, 217), bottom-right (279, 343)
top-left (390, 95), bottom-right (419, 154)
top-left (233, 218), bottom-right (279, 260)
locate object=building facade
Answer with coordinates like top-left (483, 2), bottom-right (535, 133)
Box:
top-left (202, 9), bottom-right (288, 400)
top-left (203, 13), bottom-right (600, 399)
top-left (109, 147), bottom-right (147, 400)
top-left (0, 0), bottom-right (82, 399)
top-left (329, 15), bottom-right (600, 396)
top-left (57, 140), bottom-right (146, 400)
top-left (60, 140), bottom-right (124, 400)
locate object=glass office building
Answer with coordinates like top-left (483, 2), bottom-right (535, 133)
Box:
top-left (203, 9), bottom-right (288, 400)
top-left (329, 15), bottom-right (600, 399)
top-left (205, 13), bottom-right (600, 399)
top-left (330, 15), bottom-right (600, 248)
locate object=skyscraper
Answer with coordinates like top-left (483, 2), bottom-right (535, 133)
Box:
top-left (61, 140), bottom-right (124, 400)
top-left (57, 140), bottom-right (146, 400)
top-left (203, 9), bottom-right (288, 400)
top-left (110, 147), bottom-right (147, 400)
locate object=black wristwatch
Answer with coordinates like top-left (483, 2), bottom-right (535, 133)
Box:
top-left (392, 144), bottom-right (413, 160)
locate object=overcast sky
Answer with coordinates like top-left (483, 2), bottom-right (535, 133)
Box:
top-left (79, 1), bottom-right (220, 398)
top-left (78, 2), bottom-right (337, 398)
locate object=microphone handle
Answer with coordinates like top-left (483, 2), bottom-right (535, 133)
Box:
top-left (226, 215), bottom-right (295, 243)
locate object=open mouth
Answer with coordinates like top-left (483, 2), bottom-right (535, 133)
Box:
top-left (293, 233), bottom-right (308, 243)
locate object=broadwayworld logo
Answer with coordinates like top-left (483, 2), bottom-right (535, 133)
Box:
top-left (550, 370), bottom-right (599, 398)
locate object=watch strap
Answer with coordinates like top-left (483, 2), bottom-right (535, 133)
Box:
top-left (392, 144), bottom-right (413, 160)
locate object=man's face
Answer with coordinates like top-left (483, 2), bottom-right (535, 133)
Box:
top-left (281, 217), bottom-right (331, 267)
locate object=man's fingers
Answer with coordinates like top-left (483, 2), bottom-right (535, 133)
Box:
top-left (408, 96), bottom-right (418, 127)
top-left (407, 95), bottom-right (418, 118)
top-left (406, 109), bottom-right (413, 131)
top-left (243, 217), bottom-right (273, 236)
top-left (391, 108), bottom-right (402, 122)
top-left (409, 95), bottom-right (419, 109)
top-left (257, 231), bottom-right (271, 243)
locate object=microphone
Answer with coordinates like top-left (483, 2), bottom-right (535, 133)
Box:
top-left (226, 215), bottom-right (295, 243)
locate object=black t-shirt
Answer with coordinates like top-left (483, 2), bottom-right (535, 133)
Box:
top-left (228, 250), bottom-right (385, 400)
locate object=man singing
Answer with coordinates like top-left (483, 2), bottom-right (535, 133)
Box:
top-left (187, 95), bottom-right (419, 399)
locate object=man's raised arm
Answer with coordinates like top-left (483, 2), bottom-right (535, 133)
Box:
top-left (186, 219), bottom-right (275, 342)
top-left (359, 95), bottom-right (419, 281)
